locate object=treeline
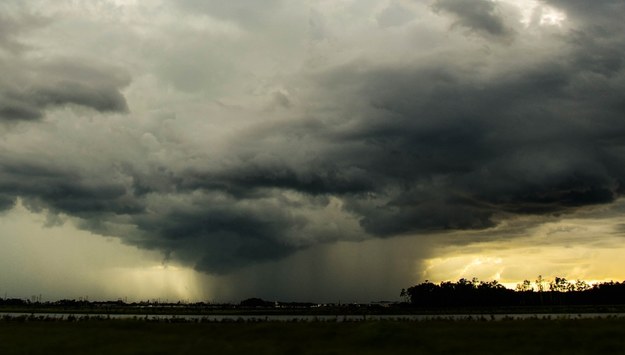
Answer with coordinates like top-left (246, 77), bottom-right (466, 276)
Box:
top-left (401, 277), bottom-right (625, 307)
top-left (0, 297), bottom-right (327, 313)
top-left (0, 298), bottom-right (220, 310)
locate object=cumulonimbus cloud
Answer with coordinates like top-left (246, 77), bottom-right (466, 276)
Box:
top-left (0, 0), bottom-right (624, 276)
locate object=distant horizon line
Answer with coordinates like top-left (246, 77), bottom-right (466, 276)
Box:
top-left (3, 276), bottom-right (625, 304)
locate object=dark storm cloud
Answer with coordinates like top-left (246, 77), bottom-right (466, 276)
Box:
top-left (180, 163), bottom-right (375, 197)
top-left (0, 82), bottom-right (129, 121)
top-left (0, 159), bottom-right (341, 274)
top-left (33, 81), bottom-right (129, 113)
top-left (0, 194), bottom-right (16, 211)
top-left (0, 11), bottom-right (130, 121)
top-left (0, 63), bottom-right (130, 121)
top-left (210, 1), bottom-right (625, 239)
top-left (0, 98), bottom-right (42, 120)
top-left (306, 53), bottom-right (625, 236)
top-left (3, 1), bottom-right (625, 276)
top-left (432, 0), bottom-right (513, 38)
top-left (130, 197), bottom-right (305, 274)
top-left (0, 162), bottom-right (141, 216)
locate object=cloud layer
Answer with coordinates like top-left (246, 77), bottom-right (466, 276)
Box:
top-left (0, 10), bottom-right (130, 122)
top-left (1, 0), bottom-right (624, 281)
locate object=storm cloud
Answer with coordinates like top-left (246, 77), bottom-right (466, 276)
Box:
top-left (0, 10), bottom-right (130, 121)
top-left (432, 0), bottom-right (514, 37)
top-left (0, 60), bottom-right (130, 121)
top-left (1, 0), bottom-right (625, 281)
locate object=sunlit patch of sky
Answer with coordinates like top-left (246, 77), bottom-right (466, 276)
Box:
top-left (422, 204), bottom-right (625, 288)
top-left (504, 0), bottom-right (567, 27)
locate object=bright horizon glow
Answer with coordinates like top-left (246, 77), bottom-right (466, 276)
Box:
top-left (421, 204), bottom-right (625, 290)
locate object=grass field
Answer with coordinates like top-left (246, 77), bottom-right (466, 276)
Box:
top-left (2, 318), bottom-right (625, 354)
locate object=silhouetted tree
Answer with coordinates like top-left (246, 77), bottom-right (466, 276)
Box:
top-left (404, 277), bottom-right (625, 308)
top-left (240, 298), bottom-right (273, 308)
top-left (575, 280), bottom-right (590, 292)
top-left (535, 275), bottom-right (545, 292)
top-left (549, 277), bottom-right (570, 292)
top-left (516, 280), bottom-right (532, 292)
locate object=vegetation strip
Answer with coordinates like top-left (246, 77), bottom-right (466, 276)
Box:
top-left (3, 318), bottom-right (625, 355)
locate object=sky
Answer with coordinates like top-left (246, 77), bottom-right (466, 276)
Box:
top-left (1, 0), bottom-right (625, 303)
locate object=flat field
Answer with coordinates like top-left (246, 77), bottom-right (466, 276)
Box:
top-left (2, 318), bottom-right (625, 354)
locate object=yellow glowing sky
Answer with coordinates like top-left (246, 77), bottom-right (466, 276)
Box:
top-left (420, 203), bottom-right (625, 288)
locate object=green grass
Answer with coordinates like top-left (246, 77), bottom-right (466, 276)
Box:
top-left (1, 318), bottom-right (625, 354)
